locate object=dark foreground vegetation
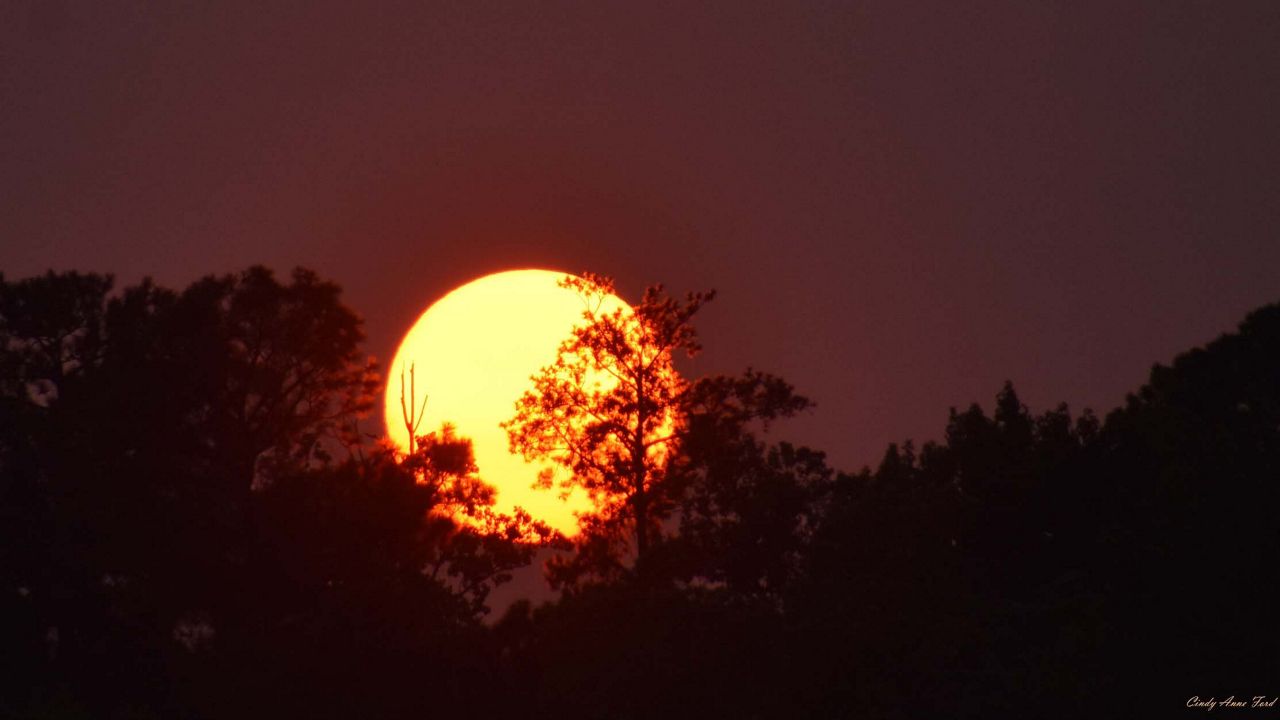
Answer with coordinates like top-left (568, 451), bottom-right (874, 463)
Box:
top-left (2, 267), bottom-right (1276, 719)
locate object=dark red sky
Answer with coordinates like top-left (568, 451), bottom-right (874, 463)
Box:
top-left (4, 1), bottom-right (1278, 472)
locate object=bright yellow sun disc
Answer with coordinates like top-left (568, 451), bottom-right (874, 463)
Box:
top-left (383, 269), bottom-right (630, 536)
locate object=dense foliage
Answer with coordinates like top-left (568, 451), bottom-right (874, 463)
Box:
top-left (2, 267), bottom-right (1276, 718)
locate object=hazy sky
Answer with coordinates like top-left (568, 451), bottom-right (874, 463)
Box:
top-left (4, 0), bottom-right (1278, 472)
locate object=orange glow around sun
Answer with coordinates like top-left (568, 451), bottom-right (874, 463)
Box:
top-left (383, 269), bottom-right (636, 536)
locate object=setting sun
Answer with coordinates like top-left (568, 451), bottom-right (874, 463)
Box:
top-left (383, 269), bottom-right (631, 535)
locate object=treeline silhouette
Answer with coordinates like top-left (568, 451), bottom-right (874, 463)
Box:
top-left (2, 266), bottom-right (1276, 719)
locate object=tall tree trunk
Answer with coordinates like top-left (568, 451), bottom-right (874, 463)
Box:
top-left (633, 368), bottom-right (649, 571)
top-left (633, 467), bottom-right (648, 564)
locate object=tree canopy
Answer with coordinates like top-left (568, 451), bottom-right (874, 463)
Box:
top-left (0, 267), bottom-right (551, 717)
top-left (503, 273), bottom-right (813, 590)
top-left (3, 265), bottom-right (1276, 719)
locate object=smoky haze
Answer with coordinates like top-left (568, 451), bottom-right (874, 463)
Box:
top-left (3, 1), bottom-right (1278, 471)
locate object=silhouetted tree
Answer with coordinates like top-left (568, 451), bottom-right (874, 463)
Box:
top-left (665, 386), bottom-right (831, 605)
top-left (1097, 302), bottom-right (1280, 702)
top-left (503, 274), bottom-right (810, 590)
top-left (503, 273), bottom-right (709, 586)
top-left (782, 382), bottom-right (1112, 719)
top-left (181, 266), bottom-right (380, 488)
top-left (0, 267), bottom-right (543, 718)
top-left (0, 271), bottom-right (118, 711)
top-left (8, 262), bottom-right (1278, 720)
